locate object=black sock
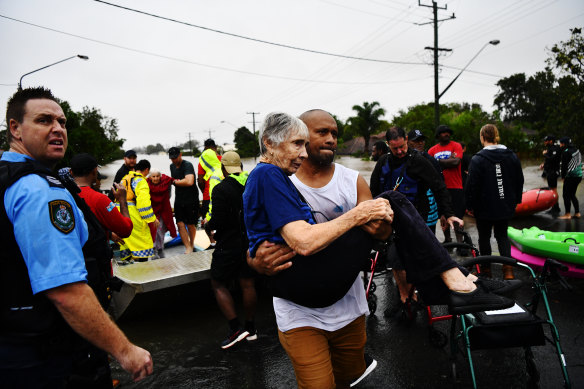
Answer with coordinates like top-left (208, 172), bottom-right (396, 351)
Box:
top-left (244, 320), bottom-right (255, 332)
top-left (229, 318), bottom-right (240, 332)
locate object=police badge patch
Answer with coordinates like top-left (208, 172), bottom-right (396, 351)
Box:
top-left (48, 200), bottom-right (75, 233)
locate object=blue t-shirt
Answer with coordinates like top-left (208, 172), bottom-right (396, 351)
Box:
top-left (2, 152), bottom-right (89, 295)
top-left (243, 163), bottom-right (314, 257)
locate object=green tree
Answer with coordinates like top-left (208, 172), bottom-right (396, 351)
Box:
top-left (392, 103), bottom-right (436, 140)
top-left (547, 27), bottom-right (584, 83)
top-left (145, 143), bottom-right (165, 154)
top-left (347, 101), bottom-right (386, 153)
top-left (234, 126), bottom-right (257, 157)
top-left (61, 104), bottom-right (125, 168)
top-left (494, 73), bottom-right (530, 122)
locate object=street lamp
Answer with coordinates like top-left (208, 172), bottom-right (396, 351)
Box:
top-left (220, 120), bottom-right (237, 128)
top-left (434, 40), bottom-right (499, 127)
top-left (18, 55), bottom-right (89, 90)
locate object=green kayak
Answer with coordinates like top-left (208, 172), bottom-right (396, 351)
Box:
top-left (508, 226), bottom-right (584, 264)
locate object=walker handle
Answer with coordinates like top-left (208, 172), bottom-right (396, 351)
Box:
top-left (459, 255), bottom-right (517, 268)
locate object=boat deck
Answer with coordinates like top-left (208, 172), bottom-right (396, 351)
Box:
top-left (110, 249), bottom-right (213, 318)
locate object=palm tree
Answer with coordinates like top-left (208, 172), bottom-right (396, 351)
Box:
top-left (349, 101), bottom-right (386, 153)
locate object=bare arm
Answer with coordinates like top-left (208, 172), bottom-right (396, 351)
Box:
top-left (45, 282), bottom-right (153, 382)
top-left (174, 173), bottom-right (195, 187)
top-left (197, 175), bottom-right (206, 192)
top-left (280, 198), bottom-right (391, 256)
top-left (438, 155), bottom-right (461, 168)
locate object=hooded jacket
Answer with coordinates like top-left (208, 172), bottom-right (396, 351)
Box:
top-left (560, 144), bottom-right (583, 179)
top-left (465, 145), bottom-right (524, 220)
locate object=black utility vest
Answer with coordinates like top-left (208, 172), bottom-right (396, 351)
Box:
top-left (0, 159), bottom-right (112, 341)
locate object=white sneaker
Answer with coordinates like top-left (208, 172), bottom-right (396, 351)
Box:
top-left (350, 354), bottom-right (377, 387)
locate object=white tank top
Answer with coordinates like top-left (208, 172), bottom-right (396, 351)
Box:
top-left (274, 163), bottom-right (369, 332)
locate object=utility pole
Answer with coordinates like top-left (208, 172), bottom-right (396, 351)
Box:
top-left (186, 132), bottom-right (193, 154)
top-left (418, 1), bottom-right (455, 128)
top-left (247, 112), bottom-right (260, 162)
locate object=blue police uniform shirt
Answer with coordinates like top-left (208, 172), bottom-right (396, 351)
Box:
top-left (243, 162), bottom-right (314, 257)
top-left (2, 152), bottom-right (88, 295)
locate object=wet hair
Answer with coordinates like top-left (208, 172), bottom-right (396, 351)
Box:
top-left (136, 159), bottom-right (151, 171)
top-left (373, 140), bottom-right (389, 154)
top-left (480, 124), bottom-right (500, 144)
top-left (259, 112), bottom-right (308, 156)
top-left (5, 87), bottom-right (59, 144)
top-left (386, 126), bottom-right (406, 142)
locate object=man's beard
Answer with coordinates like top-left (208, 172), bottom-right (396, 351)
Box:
top-left (308, 146), bottom-right (335, 165)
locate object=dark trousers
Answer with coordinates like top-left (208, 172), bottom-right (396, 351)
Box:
top-left (547, 171), bottom-right (561, 211)
top-left (476, 218), bottom-right (511, 257)
top-left (563, 177), bottom-right (581, 214)
top-left (0, 343), bottom-right (112, 389)
top-left (378, 191), bottom-right (466, 305)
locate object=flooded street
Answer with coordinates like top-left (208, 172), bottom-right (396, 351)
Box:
top-left (104, 155), bottom-right (584, 388)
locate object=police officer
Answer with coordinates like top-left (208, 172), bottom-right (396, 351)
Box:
top-left (0, 87), bottom-right (153, 387)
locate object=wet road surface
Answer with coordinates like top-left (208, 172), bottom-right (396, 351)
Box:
top-left (110, 212), bottom-right (584, 389)
top-left (109, 162), bottom-right (584, 388)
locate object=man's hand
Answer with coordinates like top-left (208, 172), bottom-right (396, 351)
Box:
top-left (111, 183), bottom-right (127, 203)
top-left (247, 241), bottom-right (295, 275)
top-left (116, 344), bottom-right (154, 382)
top-left (444, 215), bottom-right (463, 231)
top-left (111, 232), bottom-right (125, 245)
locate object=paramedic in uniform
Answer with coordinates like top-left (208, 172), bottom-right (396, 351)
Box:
top-left (0, 87), bottom-right (152, 387)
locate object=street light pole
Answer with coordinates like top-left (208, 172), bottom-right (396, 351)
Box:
top-left (438, 40), bottom-right (500, 100)
top-left (432, 40), bottom-right (499, 128)
top-left (18, 55), bottom-right (89, 90)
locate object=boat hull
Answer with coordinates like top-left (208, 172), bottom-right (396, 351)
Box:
top-left (510, 246), bottom-right (584, 279)
top-left (514, 188), bottom-right (558, 217)
top-left (508, 226), bottom-right (584, 264)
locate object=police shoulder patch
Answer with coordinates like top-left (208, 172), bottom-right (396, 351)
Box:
top-left (48, 200), bottom-right (75, 234)
top-left (45, 175), bottom-right (64, 188)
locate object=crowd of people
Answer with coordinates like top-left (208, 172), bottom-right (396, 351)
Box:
top-left (1, 86), bottom-right (581, 388)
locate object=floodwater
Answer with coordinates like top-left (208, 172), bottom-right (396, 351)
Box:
top-left (107, 155), bottom-right (584, 388)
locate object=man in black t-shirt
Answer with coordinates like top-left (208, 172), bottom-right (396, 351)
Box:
top-left (169, 147), bottom-right (199, 253)
top-left (114, 149), bottom-right (137, 184)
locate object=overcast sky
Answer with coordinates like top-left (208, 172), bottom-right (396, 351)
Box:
top-left (1, 0), bottom-right (582, 149)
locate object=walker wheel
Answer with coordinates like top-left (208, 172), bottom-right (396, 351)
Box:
top-left (368, 296), bottom-right (377, 315)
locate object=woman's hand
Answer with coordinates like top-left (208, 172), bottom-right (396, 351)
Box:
top-left (352, 198), bottom-right (393, 225)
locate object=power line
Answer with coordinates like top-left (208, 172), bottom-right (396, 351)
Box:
top-left (0, 15), bottom-right (430, 86)
top-left (93, 0), bottom-right (427, 66)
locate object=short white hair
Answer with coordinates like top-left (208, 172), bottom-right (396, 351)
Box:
top-left (259, 112), bottom-right (308, 156)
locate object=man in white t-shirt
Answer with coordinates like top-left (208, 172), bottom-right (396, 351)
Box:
top-left (251, 109), bottom-right (390, 388)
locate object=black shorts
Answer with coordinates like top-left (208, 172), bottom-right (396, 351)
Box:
top-left (211, 247), bottom-right (254, 283)
top-left (448, 188), bottom-right (465, 219)
top-left (174, 202), bottom-right (199, 225)
top-left (200, 199), bottom-right (210, 218)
